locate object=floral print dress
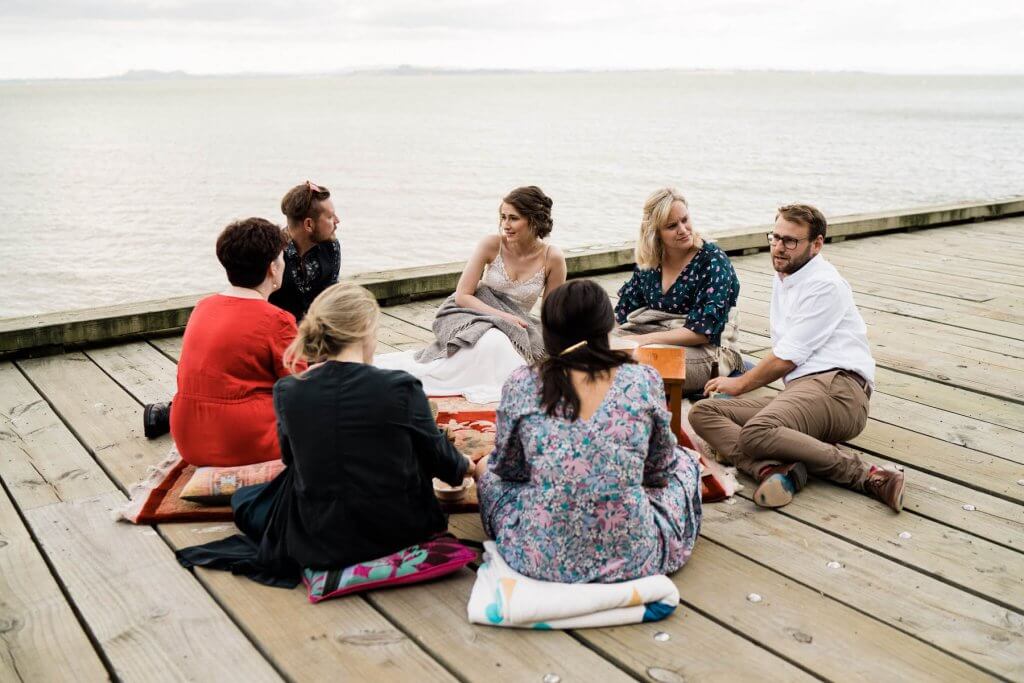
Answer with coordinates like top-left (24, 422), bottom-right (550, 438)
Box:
top-left (477, 363), bottom-right (702, 583)
top-left (614, 241), bottom-right (739, 345)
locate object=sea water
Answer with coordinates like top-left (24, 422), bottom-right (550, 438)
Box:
top-left (1, 70), bottom-right (1022, 317)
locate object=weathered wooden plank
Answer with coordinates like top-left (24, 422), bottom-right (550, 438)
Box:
top-left (867, 391), bottom-right (1024, 466)
top-left (25, 349), bottom-right (457, 682)
top-left (86, 344), bottom-right (180, 406)
top-left (0, 485), bottom-right (109, 682)
top-left (26, 492), bottom-right (281, 682)
top-left (827, 239), bottom-right (1024, 289)
top-left (862, 452), bottom-right (1024, 552)
top-left (366, 569), bottom-right (636, 683)
top-left (159, 524), bottom-right (457, 683)
top-left (735, 275), bottom-right (1024, 349)
top-left (445, 517), bottom-right (816, 682)
top-left (0, 363), bottom-right (114, 510)
top-left (148, 336), bottom-right (182, 361)
top-left (450, 515), bottom-right (991, 681)
top-left (729, 256), bottom-right (1024, 326)
top-left (868, 365), bottom-right (1024, 433)
top-left (734, 473), bottom-right (1024, 613)
top-left (700, 498), bottom-right (1024, 680)
top-left (736, 305), bottom-right (1024, 403)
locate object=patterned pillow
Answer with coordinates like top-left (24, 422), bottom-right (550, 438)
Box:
top-left (440, 418), bottom-right (495, 463)
top-left (302, 534), bottom-right (477, 604)
top-left (179, 460), bottom-right (285, 505)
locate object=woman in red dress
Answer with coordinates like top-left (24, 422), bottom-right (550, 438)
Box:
top-left (170, 217), bottom-right (303, 466)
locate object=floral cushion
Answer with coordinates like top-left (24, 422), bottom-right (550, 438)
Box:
top-left (302, 534), bottom-right (476, 603)
top-left (179, 460), bottom-right (285, 505)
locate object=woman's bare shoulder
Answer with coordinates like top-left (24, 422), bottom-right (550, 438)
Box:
top-left (545, 242), bottom-right (566, 264)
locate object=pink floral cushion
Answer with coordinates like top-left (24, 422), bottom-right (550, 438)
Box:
top-left (302, 534), bottom-right (476, 603)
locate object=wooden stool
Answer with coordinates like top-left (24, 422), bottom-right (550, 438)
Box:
top-left (634, 345), bottom-right (689, 446)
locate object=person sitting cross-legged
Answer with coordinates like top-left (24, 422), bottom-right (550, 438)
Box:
top-left (176, 282), bottom-right (473, 586)
top-left (476, 279), bottom-right (703, 583)
top-left (689, 204), bottom-right (905, 512)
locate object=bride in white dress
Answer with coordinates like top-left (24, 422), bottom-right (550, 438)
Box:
top-left (376, 186), bottom-right (567, 403)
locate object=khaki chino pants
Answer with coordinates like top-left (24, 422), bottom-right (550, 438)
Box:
top-left (688, 370), bottom-right (872, 490)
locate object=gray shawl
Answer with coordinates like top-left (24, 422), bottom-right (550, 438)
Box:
top-left (415, 285), bottom-right (546, 363)
top-left (617, 306), bottom-right (743, 376)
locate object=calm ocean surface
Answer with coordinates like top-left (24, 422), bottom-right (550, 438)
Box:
top-left (1, 71), bottom-right (1022, 318)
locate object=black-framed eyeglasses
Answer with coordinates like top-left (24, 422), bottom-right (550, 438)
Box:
top-left (766, 232), bottom-right (809, 250)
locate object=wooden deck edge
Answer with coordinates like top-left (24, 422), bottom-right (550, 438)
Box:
top-left (2, 196), bottom-right (1022, 358)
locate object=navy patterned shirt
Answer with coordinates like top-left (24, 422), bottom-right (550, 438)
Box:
top-left (614, 241), bottom-right (740, 346)
top-left (269, 238), bottom-right (341, 323)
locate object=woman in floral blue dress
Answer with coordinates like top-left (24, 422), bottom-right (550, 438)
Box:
top-left (615, 187), bottom-right (742, 394)
top-left (476, 279), bottom-right (702, 583)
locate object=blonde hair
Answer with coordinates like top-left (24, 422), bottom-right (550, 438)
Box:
top-left (284, 282), bottom-right (379, 374)
top-left (635, 188), bottom-right (702, 269)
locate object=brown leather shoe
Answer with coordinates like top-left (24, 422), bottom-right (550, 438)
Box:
top-left (865, 468), bottom-right (905, 512)
top-left (753, 462), bottom-right (807, 508)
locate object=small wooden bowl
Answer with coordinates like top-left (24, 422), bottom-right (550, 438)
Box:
top-left (433, 477), bottom-right (475, 502)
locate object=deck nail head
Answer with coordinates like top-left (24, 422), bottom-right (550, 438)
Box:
top-left (898, 531), bottom-right (912, 540)
top-left (928, 486), bottom-right (938, 492)
top-left (962, 504), bottom-right (976, 511)
top-left (747, 593), bottom-right (763, 603)
top-left (1017, 479), bottom-right (1024, 486)
top-left (542, 674), bottom-right (561, 683)
top-left (654, 631), bottom-right (671, 642)
top-left (826, 560), bottom-right (843, 569)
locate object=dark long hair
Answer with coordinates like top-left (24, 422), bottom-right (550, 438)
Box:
top-left (538, 280), bottom-right (634, 420)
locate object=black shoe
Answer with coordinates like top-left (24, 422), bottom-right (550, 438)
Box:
top-left (143, 401), bottom-right (171, 439)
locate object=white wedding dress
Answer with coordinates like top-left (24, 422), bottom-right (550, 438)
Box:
top-left (375, 247), bottom-right (547, 403)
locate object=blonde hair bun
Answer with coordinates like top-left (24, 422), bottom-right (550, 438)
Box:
top-left (284, 282), bottom-right (380, 373)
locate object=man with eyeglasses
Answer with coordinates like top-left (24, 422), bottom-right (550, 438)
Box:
top-left (269, 180), bottom-right (342, 323)
top-left (143, 180), bottom-right (341, 439)
top-left (688, 204), bottom-right (905, 512)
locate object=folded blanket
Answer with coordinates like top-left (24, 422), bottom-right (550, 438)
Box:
top-left (415, 285), bottom-right (545, 363)
top-left (468, 541), bottom-right (679, 629)
top-left (617, 306), bottom-right (743, 376)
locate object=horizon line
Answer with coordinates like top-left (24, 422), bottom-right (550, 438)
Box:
top-left (4, 64), bottom-right (1024, 84)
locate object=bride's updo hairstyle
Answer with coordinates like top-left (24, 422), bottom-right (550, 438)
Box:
top-left (538, 279), bottom-right (634, 420)
top-left (501, 186), bottom-right (554, 239)
top-left (284, 282), bottom-right (379, 373)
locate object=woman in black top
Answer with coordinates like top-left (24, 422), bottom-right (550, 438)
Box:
top-left (177, 282), bottom-right (473, 587)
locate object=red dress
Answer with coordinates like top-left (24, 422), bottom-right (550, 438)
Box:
top-left (171, 294), bottom-right (302, 467)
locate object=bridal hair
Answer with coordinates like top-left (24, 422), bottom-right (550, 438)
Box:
top-left (538, 279), bottom-right (634, 420)
top-left (284, 282), bottom-right (379, 373)
top-left (501, 186), bottom-right (554, 239)
top-left (635, 187), bottom-right (702, 269)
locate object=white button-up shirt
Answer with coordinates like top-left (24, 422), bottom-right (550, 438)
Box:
top-left (770, 254), bottom-right (875, 386)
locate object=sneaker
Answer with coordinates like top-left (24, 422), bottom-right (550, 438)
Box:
top-left (143, 401), bottom-right (171, 439)
top-left (753, 462), bottom-right (807, 508)
top-left (865, 468), bottom-right (905, 512)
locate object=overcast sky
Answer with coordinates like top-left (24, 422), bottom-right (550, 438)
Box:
top-left (2, 0), bottom-right (1022, 79)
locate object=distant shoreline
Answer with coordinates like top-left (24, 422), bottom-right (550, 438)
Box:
top-left (4, 66), bottom-right (1024, 85)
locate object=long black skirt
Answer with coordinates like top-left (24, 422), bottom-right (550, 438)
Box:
top-left (175, 470), bottom-right (301, 588)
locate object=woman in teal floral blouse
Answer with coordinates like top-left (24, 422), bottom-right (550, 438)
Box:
top-left (615, 188), bottom-right (741, 393)
top-left (476, 280), bottom-right (702, 583)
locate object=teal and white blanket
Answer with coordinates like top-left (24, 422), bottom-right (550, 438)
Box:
top-left (467, 541), bottom-right (679, 629)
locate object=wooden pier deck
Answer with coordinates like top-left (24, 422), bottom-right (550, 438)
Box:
top-left (2, 217), bottom-right (1023, 681)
